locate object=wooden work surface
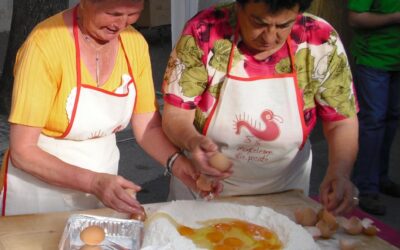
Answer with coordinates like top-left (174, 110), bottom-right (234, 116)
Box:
top-left (0, 190), bottom-right (397, 250)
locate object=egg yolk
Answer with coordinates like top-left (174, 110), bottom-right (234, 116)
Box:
top-left (207, 231), bottom-right (224, 243)
top-left (178, 226), bottom-right (195, 236)
top-left (177, 219), bottom-right (282, 250)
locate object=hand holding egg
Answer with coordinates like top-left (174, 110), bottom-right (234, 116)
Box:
top-left (195, 152), bottom-right (231, 194)
top-left (125, 189), bottom-right (147, 221)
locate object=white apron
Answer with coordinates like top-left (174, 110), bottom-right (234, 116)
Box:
top-left (169, 33), bottom-right (312, 200)
top-left (1, 7), bottom-right (137, 215)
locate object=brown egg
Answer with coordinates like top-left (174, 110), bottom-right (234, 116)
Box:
top-left (209, 152), bottom-right (231, 171)
top-left (80, 225), bottom-right (105, 246)
top-left (342, 216), bottom-right (363, 235)
top-left (196, 174), bottom-right (213, 192)
top-left (294, 207), bottom-right (318, 226)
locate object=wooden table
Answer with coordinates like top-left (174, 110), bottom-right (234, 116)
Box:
top-left (0, 191), bottom-right (397, 250)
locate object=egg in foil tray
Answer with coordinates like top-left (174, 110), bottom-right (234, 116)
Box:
top-left (59, 214), bottom-right (143, 250)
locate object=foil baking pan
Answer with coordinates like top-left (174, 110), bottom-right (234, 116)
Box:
top-left (59, 214), bottom-right (143, 250)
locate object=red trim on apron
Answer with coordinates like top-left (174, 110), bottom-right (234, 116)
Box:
top-left (1, 150), bottom-right (10, 216)
top-left (80, 83), bottom-right (133, 96)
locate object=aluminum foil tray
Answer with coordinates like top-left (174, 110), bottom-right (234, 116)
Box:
top-left (59, 214), bottom-right (143, 250)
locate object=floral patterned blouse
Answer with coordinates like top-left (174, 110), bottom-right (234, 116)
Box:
top-left (163, 3), bottom-right (357, 138)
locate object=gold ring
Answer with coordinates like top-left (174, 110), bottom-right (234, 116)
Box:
top-left (352, 196), bottom-right (359, 205)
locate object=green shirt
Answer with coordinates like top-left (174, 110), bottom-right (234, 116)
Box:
top-left (348, 0), bottom-right (400, 70)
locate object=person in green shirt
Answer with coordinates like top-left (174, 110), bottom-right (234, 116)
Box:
top-left (348, 0), bottom-right (400, 215)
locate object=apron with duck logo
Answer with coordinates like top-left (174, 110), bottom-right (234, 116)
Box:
top-left (1, 7), bottom-right (137, 215)
top-left (169, 31), bottom-right (312, 200)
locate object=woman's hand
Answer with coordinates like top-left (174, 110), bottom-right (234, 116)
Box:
top-left (319, 172), bottom-right (358, 215)
top-left (172, 153), bottom-right (225, 198)
top-left (89, 173), bottom-right (143, 214)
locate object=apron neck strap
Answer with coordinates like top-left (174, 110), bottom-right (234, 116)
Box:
top-left (119, 36), bottom-right (134, 81)
top-left (72, 6), bottom-right (82, 86)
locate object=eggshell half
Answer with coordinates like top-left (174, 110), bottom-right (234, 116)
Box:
top-left (196, 174), bottom-right (213, 192)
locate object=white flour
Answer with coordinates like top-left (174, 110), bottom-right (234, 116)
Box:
top-left (141, 200), bottom-right (319, 250)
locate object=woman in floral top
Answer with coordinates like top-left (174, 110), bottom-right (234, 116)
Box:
top-left (162, 0), bottom-right (359, 215)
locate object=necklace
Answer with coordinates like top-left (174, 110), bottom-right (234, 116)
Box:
top-left (82, 34), bottom-right (108, 86)
top-left (82, 35), bottom-right (103, 85)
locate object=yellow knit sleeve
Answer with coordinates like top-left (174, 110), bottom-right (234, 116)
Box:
top-left (9, 35), bottom-right (58, 127)
top-left (122, 28), bottom-right (158, 114)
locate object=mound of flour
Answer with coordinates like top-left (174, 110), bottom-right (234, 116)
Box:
top-left (141, 200), bottom-right (319, 250)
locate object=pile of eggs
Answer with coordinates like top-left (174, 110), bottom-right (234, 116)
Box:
top-left (294, 207), bottom-right (379, 250)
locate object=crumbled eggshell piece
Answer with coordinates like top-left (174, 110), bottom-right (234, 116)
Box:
top-left (363, 225), bottom-right (379, 236)
top-left (360, 218), bottom-right (379, 236)
top-left (342, 216), bottom-right (363, 235)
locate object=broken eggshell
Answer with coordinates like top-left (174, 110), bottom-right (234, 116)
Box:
top-left (125, 189), bottom-right (147, 221)
top-left (363, 225), bottom-right (379, 236)
top-left (318, 208), bottom-right (339, 231)
top-left (196, 174), bottom-right (213, 192)
top-left (342, 216), bottom-right (363, 235)
top-left (316, 220), bottom-right (336, 239)
top-left (360, 218), bottom-right (379, 236)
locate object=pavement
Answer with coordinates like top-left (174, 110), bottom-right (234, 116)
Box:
top-left (1, 26), bottom-right (400, 233)
top-left (0, 114), bottom-right (9, 159)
